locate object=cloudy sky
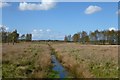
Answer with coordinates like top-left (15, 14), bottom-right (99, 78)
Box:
top-left (1, 1), bottom-right (119, 40)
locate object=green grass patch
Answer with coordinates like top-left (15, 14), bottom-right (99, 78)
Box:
top-left (47, 70), bottom-right (59, 78)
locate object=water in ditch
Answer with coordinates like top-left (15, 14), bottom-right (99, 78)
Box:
top-left (51, 54), bottom-right (68, 78)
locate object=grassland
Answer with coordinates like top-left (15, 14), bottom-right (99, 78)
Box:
top-left (2, 42), bottom-right (119, 78)
top-left (50, 42), bottom-right (118, 78)
top-left (2, 42), bottom-right (52, 78)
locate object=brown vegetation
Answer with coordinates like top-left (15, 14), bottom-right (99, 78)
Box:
top-left (50, 42), bottom-right (118, 78)
top-left (2, 42), bottom-right (51, 78)
top-left (2, 42), bottom-right (119, 78)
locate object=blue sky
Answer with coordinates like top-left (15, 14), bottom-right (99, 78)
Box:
top-left (2, 2), bottom-right (119, 40)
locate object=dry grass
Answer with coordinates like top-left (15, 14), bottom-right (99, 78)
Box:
top-left (2, 42), bottom-right (119, 78)
top-left (50, 42), bottom-right (118, 78)
top-left (2, 42), bottom-right (51, 78)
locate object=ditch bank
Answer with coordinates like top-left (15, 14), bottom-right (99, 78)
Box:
top-left (47, 43), bottom-right (72, 78)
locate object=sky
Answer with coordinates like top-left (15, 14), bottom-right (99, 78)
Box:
top-left (1, 1), bottom-right (119, 40)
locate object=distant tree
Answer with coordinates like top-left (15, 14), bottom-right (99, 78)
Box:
top-left (0, 25), bottom-right (34, 43)
top-left (11, 30), bottom-right (19, 45)
top-left (77, 32), bottom-right (81, 42)
top-left (81, 31), bottom-right (88, 44)
top-left (117, 30), bottom-right (120, 45)
top-left (29, 34), bottom-right (32, 41)
top-left (94, 30), bottom-right (99, 42)
top-left (26, 34), bottom-right (32, 41)
top-left (64, 29), bottom-right (119, 45)
top-left (0, 25), bottom-right (7, 43)
top-left (0, 25), bottom-right (6, 32)
top-left (67, 35), bottom-right (72, 42)
top-left (110, 30), bottom-right (116, 44)
top-left (114, 30), bottom-right (118, 44)
top-left (105, 30), bottom-right (116, 44)
top-left (85, 36), bottom-right (90, 43)
top-left (6, 32), bottom-right (12, 44)
top-left (98, 31), bottom-right (106, 44)
top-left (20, 34), bottom-right (26, 41)
top-left (72, 33), bottom-right (80, 42)
top-left (64, 35), bottom-right (68, 42)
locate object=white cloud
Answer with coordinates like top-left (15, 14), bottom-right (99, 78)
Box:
top-left (39, 29), bottom-right (43, 32)
top-left (6, 27), bottom-right (9, 31)
top-left (0, 2), bottom-right (10, 8)
top-left (85, 5), bottom-right (102, 14)
top-left (33, 29), bottom-right (37, 32)
top-left (31, 29), bottom-right (64, 40)
top-left (46, 29), bottom-right (51, 32)
top-left (0, 25), bottom-right (9, 31)
top-left (109, 27), bottom-right (116, 31)
top-left (116, 9), bottom-right (120, 15)
top-left (19, 0), bottom-right (56, 11)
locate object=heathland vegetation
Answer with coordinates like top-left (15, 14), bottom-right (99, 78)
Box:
top-left (50, 42), bottom-right (118, 78)
top-left (2, 42), bottom-right (118, 78)
top-left (2, 43), bottom-right (52, 78)
top-left (1, 26), bottom-right (119, 78)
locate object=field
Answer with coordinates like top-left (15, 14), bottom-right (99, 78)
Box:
top-left (2, 42), bottom-right (119, 78)
top-left (2, 42), bottom-right (52, 78)
top-left (50, 42), bottom-right (118, 78)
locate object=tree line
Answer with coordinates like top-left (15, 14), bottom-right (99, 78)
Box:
top-left (0, 25), bottom-right (32, 44)
top-left (64, 30), bottom-right (120, 45)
